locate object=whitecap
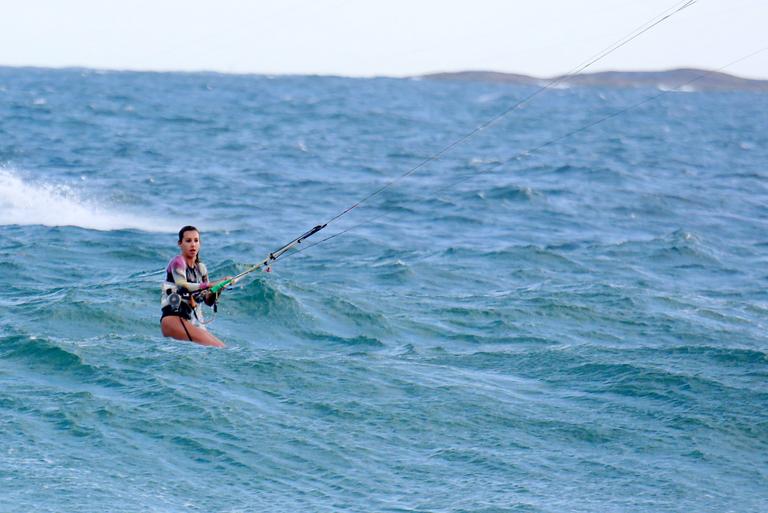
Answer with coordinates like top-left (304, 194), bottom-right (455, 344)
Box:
top-left (658, 83), bottom-right (697, 93)
top-left (476, 93), bottom-right (501, 104)
top-left (0, 168), bottom-right (175, 232)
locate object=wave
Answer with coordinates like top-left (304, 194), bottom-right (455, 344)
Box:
top-left (0, 334), bottom-right (100, 378)
top-left (299, 330), bottom-right (385, 348)
top-left (600, 229), bottom-right (725, 268)
top-left (664, 345), bottom-right (768, 366)
top-left (317, 292), bottom-right (394, 335)
top-left (0, 168), bottom-right (175, 232)
top-left (442, 244), bottom-right (583, 269)
top-left (476, 184), bottom-right (538, 202)
top-left (225, 276), bottom-right (314, 325)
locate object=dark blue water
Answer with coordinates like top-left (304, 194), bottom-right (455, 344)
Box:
top-left (1, 67), bottom-right (767, 512)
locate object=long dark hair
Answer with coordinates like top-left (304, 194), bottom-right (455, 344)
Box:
top-left (178, 225), bottom-right (201, 264)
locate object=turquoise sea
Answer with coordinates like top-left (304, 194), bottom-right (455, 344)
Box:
top-left (0, 67), bottom-right (766, 512)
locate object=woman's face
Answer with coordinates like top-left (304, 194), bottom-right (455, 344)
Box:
top-left (178, 230), bottom-right (201, 261)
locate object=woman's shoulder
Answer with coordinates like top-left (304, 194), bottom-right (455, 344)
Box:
top-left (198, 261), bottom-right (208, 276)
top-left (167, 255), bottom-right (186, 271)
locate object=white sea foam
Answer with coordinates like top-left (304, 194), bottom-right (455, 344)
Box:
top-left (0, 168), bottom-right (174, 232)
top-left (657, 83), bottom-right (697, 93)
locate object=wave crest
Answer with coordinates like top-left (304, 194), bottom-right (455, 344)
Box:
top-left (0, 168), bottom-right (174, 232)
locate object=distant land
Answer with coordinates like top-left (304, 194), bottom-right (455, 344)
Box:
top-left (420, 69), bottom-right (768, 93)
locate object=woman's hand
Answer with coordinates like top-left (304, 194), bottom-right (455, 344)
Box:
top-left (220, 275), bottom-right (237, 287)
top-left (204, 276), bottom-right (236, 305)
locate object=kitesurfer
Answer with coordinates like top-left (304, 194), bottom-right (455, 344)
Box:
top-left (160, 225), bottom-right (233, 347)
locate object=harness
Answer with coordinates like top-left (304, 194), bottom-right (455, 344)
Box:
top-left (161, 263), bottom-right (216, 325)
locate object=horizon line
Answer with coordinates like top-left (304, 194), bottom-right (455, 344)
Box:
top-left (1, 63), bottom-right (767, 82)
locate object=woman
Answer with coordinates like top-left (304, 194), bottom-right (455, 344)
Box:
top-left (160, 225), bottom-right (233, 347)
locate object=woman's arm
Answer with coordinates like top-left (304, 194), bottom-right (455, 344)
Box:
top-left (168, 257), bottom-right (209, 292)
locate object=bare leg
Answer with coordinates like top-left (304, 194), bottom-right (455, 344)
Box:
top-left (161, 316), bottom-right (225, 347)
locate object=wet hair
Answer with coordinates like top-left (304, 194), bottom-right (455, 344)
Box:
top-left (178, 225), bottom-right (201, 264)
top-left (178, 225), bottom-right (199, 242)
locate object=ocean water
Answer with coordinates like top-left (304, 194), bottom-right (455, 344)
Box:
top-left (0, 66), bottom-right (766, 513)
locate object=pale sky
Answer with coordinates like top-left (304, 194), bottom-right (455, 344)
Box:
top-left (0, 0), bottom-right (766, 79)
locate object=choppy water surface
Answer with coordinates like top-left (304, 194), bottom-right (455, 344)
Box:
top-left (0, 67), bottom-right (767, 512)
